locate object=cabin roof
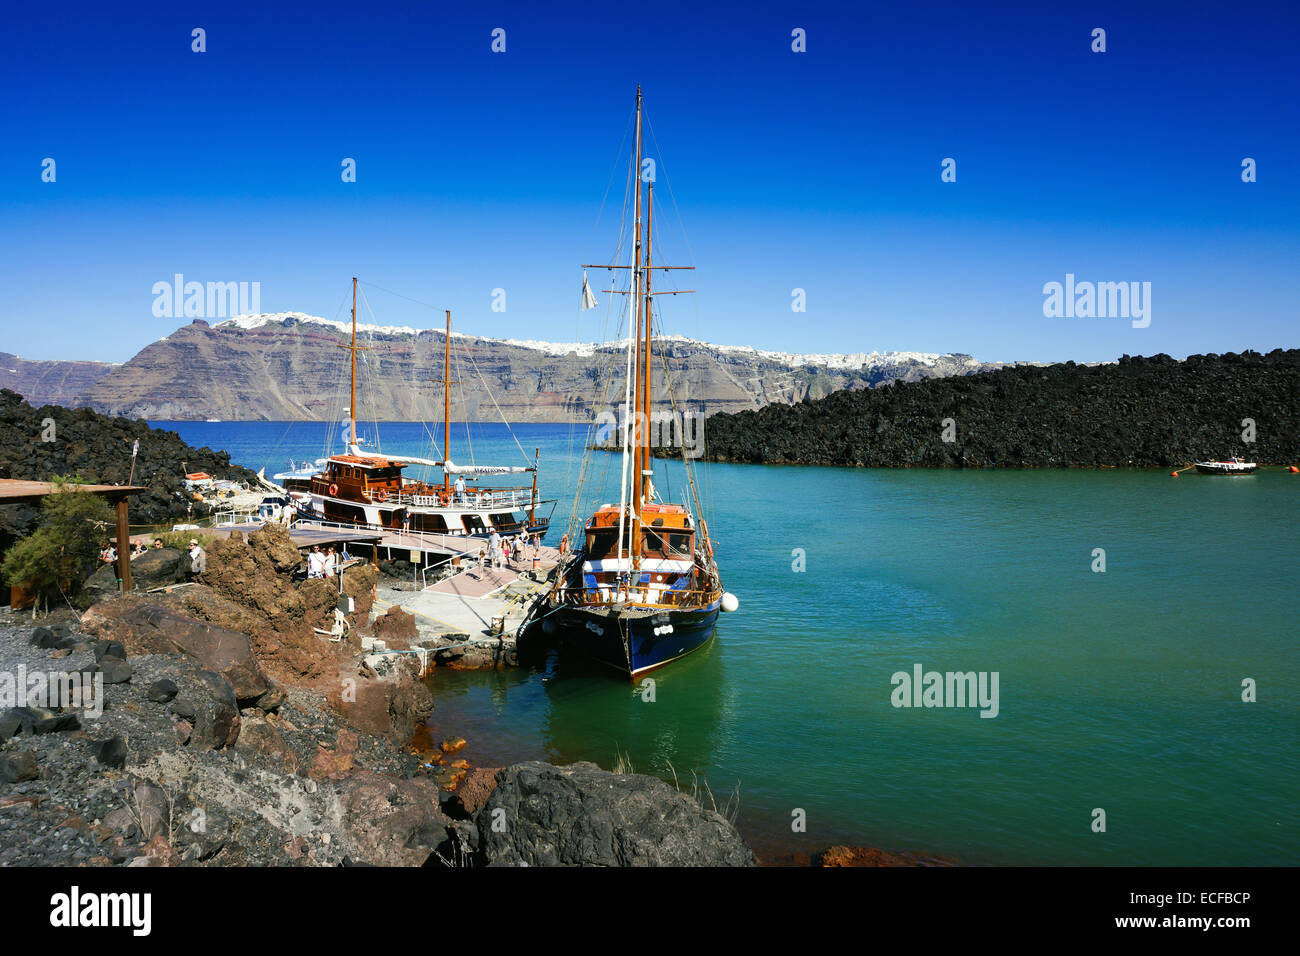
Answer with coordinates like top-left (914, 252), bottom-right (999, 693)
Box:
top-left (328, 455), bottom-right (405, 469)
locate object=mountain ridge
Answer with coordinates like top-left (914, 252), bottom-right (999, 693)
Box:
top-left (5, 314), bottom-right (1011, 422)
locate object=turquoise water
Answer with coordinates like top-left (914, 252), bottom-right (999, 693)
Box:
top-left (158, 421), bottom-right (1299, 865)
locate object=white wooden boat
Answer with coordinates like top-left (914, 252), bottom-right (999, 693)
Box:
top-left (1194, 457), bottom-right (1257, 475)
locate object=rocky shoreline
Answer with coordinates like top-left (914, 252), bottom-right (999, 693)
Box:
top-left (0, 523), bottom-right (762, 867)
top-left (690, 350), bottom-right (1300, 468)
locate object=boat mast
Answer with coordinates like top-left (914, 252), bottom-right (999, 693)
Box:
top-left (641, 181), bottom-right (654, 514)
top-left (443, 309), bottom-right (452, 494)
top-left (337, 278), bottom-right (370, 448)
top-left (350, 277), bottom-right (358, 447)
top-left (616, 86), bottom-right (643, 568)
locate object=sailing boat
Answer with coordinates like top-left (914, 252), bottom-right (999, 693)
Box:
top-left (538, 88), bottom-right (738, 679)
top-left (286, 278), bottom-right (555, 537)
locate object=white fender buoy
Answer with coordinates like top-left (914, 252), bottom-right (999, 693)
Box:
top-left (720, 592), bottom-right (739, 613)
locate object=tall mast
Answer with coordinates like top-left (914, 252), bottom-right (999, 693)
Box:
top-left (616, 87), bottom-right (642, 568)
top-left (641, 181), bottom-right (654, 513)
top-left (336, 277), bottom-right (369, 449)
top-left (350, 277), bottom-right (358, 447)
top-left (443, 309), bottom-right (452, 493)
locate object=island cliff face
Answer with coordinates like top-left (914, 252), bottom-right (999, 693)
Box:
top-left (695, 350), bottom-right (1300, 468)
top-left (0, 353), bottom-right (115, 409)
top-left (11, 314), bottom-right (1003, 422)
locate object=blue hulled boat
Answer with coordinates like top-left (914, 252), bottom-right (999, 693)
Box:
top-left (536, 87), bottom-right (737, 679)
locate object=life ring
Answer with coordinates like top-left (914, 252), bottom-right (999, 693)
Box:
top-left (328, 483), bottom-right (339, 497)
top-left (375, 488), bottom-right (387, 502)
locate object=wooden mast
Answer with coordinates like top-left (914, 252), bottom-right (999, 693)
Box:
top-left (443, 309), bottom-right (452, 494)
top-left (350, 277), bottom-right (358, 447)
top-left (620, 86), bottom-right (643, 566)
top-left (640, 181), bottom-right (654, 514)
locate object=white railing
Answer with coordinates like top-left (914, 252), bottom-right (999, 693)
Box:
top-left (380, 489), bottom-right (538, 510)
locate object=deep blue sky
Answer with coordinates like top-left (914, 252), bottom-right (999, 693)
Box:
top-left (3, 0), bottom-right (1296, 364)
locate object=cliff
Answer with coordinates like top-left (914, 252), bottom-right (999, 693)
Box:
top-left (0, 352), bottom-right (113, 409)
top-left (66, 314), bottom-right (1003, 422)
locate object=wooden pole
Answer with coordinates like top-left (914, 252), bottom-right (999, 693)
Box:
top-left (642, 180), bottom-right (654, 511)
top-left (115, 498), bottom-right (131, 592)
top-left (444, 310), bottom-right (452, 493)
top-left (350, 277), bottom-right (358, 448)
top-left (628, 85), bottom-right (643, 563)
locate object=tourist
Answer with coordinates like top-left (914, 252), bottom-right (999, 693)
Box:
top-left (152, 538), bottom-right (164, 550)
top-left (559, 533), bottom-right (569, 555)
top-left (453, 474), bottom-right (466, 503)
top-left (531, 535), bottom-right (540, 575)
top-left (477, 546), bottom-right (488, 570)
top-left (324, 546), bottom-right (337, 578)
top-left (307, 545), bottom-right (326, 578)
top-left (488, 530), bottom-right (501, 569)
top-left (187, 539), bottom-right (207, 579)
top-left (401, 511), bottom-right (411, 534)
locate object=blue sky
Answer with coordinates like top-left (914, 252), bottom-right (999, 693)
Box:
top-left (2, 0), bottom-right (1297, 365)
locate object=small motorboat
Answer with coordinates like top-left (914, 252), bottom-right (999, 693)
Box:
top-left (1194, 457), bottom-right (1257, 475)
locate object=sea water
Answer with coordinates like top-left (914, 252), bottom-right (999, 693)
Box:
top-left (156, 420), bottom-right (1299, 865)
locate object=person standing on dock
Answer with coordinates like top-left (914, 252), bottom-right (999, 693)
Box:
top-left (454, 474), bottom-right (466, 503)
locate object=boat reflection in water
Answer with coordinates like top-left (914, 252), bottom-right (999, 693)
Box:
top-left (418, 633), bottom-right (731, 788)
top-left (539, 632), bottom-right (729, 778)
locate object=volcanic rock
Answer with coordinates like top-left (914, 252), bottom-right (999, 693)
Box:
top-left (80, 599), bottom-right (272, 704)
top-left (475, 761), bottom-right (755, 867)
top-left (697, 349), bottom-right (1300, 468)
top-left (168, 669), bottom-right (240, 750)
top-left (0, 750), bottom-right (39, 783)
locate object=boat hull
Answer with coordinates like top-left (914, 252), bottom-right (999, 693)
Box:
top-left (547, 599), bottom-right (720, 678)
top-left (1194, 462), bottom-right (1257, 475)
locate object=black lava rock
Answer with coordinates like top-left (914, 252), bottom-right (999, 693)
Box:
top-left (28, 627), bottom-right (57, 649)
top-left (5, 707), bottom-right (81, 735)
top-left (0, 750), bottom-right (39, 783)
top-left (695, 349), bottom-right (1300, 469)
top-left (92, 736), bottom-right (128, 769)
top-left (147, 679), bottom-right (179, 703)
top-left (93, 640), bottom-right (126, 663)
top-left (96, 658), bottom-right (132, 684)
top-left (475, 761), bottom-right (754, 866)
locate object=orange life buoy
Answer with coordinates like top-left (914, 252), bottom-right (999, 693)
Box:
top-left (375, 488), bottom-right (387, 502)
top-left (328, 483), bottom-right (339, 497)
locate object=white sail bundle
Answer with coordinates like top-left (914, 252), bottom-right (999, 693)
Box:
top-left (581, 270), bottom-right (599, 311)
top-left (442, 460), bottom-right (533, 475)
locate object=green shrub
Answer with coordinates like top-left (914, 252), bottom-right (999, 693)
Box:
top-left (1, 478), bottom-right (115, 611)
